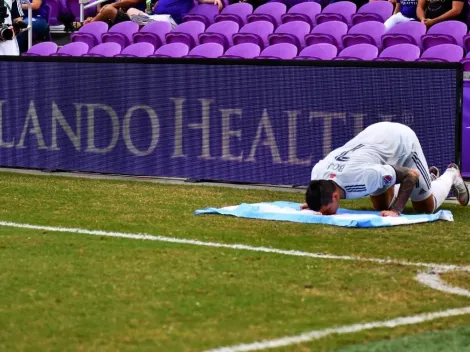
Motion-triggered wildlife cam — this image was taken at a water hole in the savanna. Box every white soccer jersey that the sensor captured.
[311,122,418,199]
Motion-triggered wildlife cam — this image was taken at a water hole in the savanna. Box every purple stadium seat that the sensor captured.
[422,20,466,50]
[256,42,298,59]
[219,43,261,58]
[198,21,239,50]
[182,4,219,28]
[417,43,464,62]
[342,21,385,48]
[268,21,310,49]
[315,2,356,26]
[294,43,337,60]
[133,22,172,50]
[116,43,155,57]
[101,21,139,49]
[305,20,348,49]
[184,43,225,58]
[151,43,190,57]
[281,2,321,29]
[247,2,287,27]
[71,21,109,49]
[52,42,89,56]
[23,42,58,56]
[351,1,393,24]
[165,21,206,49]
[83,42,122,57]
[381,21,426,49]
[334,43,378,60]
[460,52,470,71]
[215,3,253,27]
[233,21,274,50]
[374,43,420,61]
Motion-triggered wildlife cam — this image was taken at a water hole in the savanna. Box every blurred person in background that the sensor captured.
[383,0,418,30]
[17,0,49,52]
[417,0,467,28]
[0,0,23,55]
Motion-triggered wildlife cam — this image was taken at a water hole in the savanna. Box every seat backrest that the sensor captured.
[184,3,220,24]
[223,43,261,58]
[259,42,297,59]
[154,43,190,57]
[205,20,240,37]
[321,1,357,22]
[87,42,122,57]
[79,21,109,38]
[347,21,385,46]
[140,21,173,43]
[120,42,155,57]
[297,43,337,59]
[57,42,89,56]
[239,20,275,36]
[420,43,464,61]
[109,21,139,36]
[276,20,310,35]
[378,43,420,61]
[426,20,467,47]
[382,21,426,46]
[251,2,287,26]
[287,2,321,19]
[187,43,225,57]
[172,21,206,36]
[220,2,253,22]
[338,43,378,60]
[310,20,348,46]
[357,1,393,21]
[26,42,58,56]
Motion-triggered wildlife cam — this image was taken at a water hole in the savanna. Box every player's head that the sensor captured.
[305,180,340,215]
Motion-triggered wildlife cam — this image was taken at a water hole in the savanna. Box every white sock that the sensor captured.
[431,169,457,211]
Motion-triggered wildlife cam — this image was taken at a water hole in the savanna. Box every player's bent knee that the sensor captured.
[412,195,435,214]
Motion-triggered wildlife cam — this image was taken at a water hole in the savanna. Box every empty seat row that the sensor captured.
[182,1,394,30]
[23,41,467,64]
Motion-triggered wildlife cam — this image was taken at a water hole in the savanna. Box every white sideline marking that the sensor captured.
[0,220,469,272]
[205,306,470,352]
[416,272,470,297]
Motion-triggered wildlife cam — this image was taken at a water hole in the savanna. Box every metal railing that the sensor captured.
[79,0,108,22]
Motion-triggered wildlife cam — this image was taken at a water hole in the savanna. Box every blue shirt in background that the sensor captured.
[22,0,48,19]
[153,0,194,23]
[398,0,418,19]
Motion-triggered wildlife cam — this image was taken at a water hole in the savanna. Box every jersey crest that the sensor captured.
[383,175,393,185]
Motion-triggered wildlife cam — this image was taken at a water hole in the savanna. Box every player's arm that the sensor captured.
[384,165,420,216]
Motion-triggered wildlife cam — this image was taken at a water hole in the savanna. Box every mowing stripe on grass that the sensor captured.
[205,306,470,352]
[0,220,469,272]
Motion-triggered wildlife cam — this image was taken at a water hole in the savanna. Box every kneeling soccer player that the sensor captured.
[303,122,469,217]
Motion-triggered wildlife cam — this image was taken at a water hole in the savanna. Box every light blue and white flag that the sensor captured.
[194,201,453,228]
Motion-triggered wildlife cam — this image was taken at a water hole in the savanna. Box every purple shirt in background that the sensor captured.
[22,0,49,18]
[153,0,194,23]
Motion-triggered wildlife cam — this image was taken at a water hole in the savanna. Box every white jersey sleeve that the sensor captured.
[335,164,397,199]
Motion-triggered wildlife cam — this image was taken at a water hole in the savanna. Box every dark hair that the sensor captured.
[305,180,336,211]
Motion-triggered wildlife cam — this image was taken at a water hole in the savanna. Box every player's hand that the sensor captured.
[300,203,309,210]
[380,210,400,217]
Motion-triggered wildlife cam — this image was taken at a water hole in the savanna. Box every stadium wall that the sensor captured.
[461,77,470,178]
[0,57,462,186]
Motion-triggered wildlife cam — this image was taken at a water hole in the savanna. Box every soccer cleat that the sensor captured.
[448,163,469,206]
[429,166,440,182]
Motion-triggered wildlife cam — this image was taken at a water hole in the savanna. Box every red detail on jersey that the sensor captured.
[330,174,336,179]
[383,175,393,185]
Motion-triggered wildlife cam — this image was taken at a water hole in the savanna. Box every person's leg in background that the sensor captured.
[17,16,49,53]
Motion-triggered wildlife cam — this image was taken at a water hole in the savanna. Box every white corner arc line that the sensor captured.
[0,220,469,272]
[204,306,470,352]
[416,272,470,297]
